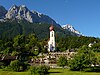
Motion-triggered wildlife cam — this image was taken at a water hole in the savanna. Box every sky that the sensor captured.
[0,0,100,37]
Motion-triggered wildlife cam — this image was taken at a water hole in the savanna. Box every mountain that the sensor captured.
[62,24,82,36]
[0,5,77,39]
[0,5,7,19]
[5,5,59,26]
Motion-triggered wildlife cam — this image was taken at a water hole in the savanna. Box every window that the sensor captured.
[52,32,53,37]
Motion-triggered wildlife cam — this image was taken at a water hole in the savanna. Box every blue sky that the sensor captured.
[0,0,100,37]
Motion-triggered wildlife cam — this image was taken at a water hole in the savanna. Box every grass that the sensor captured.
[0,69,30,75]
[49,69,100,75]
[0,69,100,75]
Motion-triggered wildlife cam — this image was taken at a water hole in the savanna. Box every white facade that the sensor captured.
[48,26,55,52]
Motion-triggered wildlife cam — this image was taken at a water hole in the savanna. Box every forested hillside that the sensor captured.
[0,20,76,39]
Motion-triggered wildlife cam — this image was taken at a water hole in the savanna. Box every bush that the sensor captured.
[84,66,100,72]
[30,65,50,75]
[8,60,29,72]
[3,65,12,71]
[37,65,50,75]
[0,62,6,69]
[20,61,30,71]
[9,60,20,71]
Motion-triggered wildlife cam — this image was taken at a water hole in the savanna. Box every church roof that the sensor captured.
[49,25,54,31]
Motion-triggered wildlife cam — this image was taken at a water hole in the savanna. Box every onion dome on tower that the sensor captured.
[49,25,54,31]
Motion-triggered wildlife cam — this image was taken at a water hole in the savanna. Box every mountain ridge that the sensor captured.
[5,5,60,27]
[62,24,82,36]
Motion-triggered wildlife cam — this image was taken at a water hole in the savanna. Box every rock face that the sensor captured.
[62,24,82,36]
[5,5,59,26]
[0,5,7,19]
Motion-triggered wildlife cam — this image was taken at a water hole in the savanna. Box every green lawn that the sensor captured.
[49,69,100,75]
[0,69,100,75]
[0,69,30,75]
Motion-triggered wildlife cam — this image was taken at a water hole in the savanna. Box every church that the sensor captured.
[48,25,55,52]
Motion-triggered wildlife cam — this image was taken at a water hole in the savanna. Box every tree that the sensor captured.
[69,45,97,71]
[13,35,26,53]
[25,34,40,56]
[57,56,67,68]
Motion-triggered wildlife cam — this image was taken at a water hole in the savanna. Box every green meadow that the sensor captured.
[0,69,100,75]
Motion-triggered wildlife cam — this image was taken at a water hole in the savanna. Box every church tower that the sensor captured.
[48,25,55,52]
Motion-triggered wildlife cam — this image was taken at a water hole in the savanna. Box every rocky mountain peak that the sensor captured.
[62,24,82,36]
[11,5,18,9]
[5,5,59,26]
[6,5,18,19]
[20,5,26,8]
[19,5,28,11]
[32,10,42,18]
[6,5,31,21]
